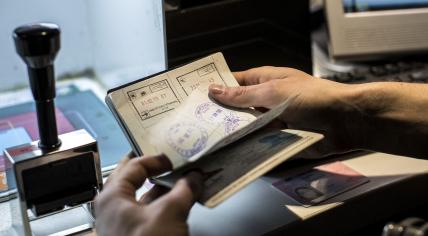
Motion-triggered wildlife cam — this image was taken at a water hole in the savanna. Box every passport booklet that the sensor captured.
[106,52,323,207]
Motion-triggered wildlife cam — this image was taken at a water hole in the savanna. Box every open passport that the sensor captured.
[105,53,323,207]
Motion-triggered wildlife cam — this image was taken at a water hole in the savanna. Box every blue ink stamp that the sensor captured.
[195,102,228,124]
[195,102,251,134]
[167,123,208,158]
[223,113,242,134]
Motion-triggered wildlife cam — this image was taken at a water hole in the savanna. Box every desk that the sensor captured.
[186,152,428,235]
[2,152,427,236]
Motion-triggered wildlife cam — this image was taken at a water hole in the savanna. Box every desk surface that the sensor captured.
[186,152,428,236]
[3,151,428,236]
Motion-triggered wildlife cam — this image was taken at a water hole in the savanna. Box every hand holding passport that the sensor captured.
[106,53,323,207]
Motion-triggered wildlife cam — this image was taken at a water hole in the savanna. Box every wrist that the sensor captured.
[349,82,397,117]
[338,82,394,150]
[341,82,428,156]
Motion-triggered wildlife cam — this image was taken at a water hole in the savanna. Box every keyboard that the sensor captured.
[324,61,428,84]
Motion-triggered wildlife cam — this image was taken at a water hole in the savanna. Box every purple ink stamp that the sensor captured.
[195,102,227,124]
[167,123,208,158]
[224,113,242,134]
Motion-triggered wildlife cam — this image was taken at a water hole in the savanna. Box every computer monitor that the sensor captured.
[0,0,167,91]
[325,0,428,61]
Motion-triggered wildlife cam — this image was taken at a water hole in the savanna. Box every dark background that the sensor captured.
[165,0,312,73]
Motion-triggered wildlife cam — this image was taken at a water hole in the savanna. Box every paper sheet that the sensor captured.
[147,89,294,168]
[108,53,239,155]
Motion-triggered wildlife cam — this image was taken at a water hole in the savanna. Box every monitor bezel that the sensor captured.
[325,0,428,61]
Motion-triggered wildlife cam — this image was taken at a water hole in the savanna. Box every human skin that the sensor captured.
[94,153,203,236]
[208,66,428,159]
[94,66,428,236]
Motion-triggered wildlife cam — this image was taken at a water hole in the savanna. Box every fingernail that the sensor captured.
[209,84,224,95]
[127,151,137,158]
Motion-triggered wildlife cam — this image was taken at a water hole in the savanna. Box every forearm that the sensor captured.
[346,82,428,159]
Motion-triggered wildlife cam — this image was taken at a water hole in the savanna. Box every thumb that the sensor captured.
[152,171,203,220]
[208,83,278,108]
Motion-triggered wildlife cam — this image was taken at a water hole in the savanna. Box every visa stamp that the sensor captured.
[176,63,226,96]
[223,113,242,134]
[195,102,228,124]
[167,123,208,158]
[195,102,250,134]
[127,79,180,121]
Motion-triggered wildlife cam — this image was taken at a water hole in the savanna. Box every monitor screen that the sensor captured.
[343,0,428,13]
[0,0,166,91]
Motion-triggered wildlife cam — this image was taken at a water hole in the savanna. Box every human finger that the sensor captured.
[139,185,170,204]
[115,151,135,172]
[152,171,203,220]
[233,66,304,86]
[232,71,247,85]
[105,151,135,186]
[208,82,282,109]
[113,155,173,195]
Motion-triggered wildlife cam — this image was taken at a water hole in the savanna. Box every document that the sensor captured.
[272,161,369,207]
[106,52,324,207]
[147,89,295,168]
[107,53,240,155]
[154,128,322,207]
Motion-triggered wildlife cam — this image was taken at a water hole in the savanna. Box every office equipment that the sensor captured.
[324,60,428,83]
[0,85,131,199]
[13,23,62,150]
[4,23,102,236]
[325,0,428,60]
[312,24,428,83]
